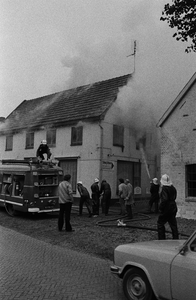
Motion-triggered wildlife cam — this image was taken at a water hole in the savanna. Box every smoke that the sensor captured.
[61,37,133,88]
[60,0,187,128]
[1,0,195,120]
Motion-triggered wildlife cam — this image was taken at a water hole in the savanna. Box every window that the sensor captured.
[26,132,34,149]
[71,126,83,146]
[186,164,196,197]
[113,125,124,147]
[1,173,12,195]
[46,129,56,147]
[5,135,13,151]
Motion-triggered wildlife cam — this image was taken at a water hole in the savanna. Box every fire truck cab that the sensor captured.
[0,159,63,216]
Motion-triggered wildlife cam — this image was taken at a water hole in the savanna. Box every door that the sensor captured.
[117,160,141,190]
[171,250,196,300]
[59,159,77,192]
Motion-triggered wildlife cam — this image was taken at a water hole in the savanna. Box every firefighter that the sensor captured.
[100,179,111,216]
[91,178,100,217]
[36,140,52,161]
[77,181,92,217]
[149,178,160,213]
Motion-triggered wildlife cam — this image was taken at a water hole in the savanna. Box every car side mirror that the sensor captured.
[180,245,188,255]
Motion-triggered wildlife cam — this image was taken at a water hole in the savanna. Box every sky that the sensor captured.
[0,0,196,122]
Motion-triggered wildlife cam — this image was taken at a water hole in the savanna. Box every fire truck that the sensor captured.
[0,159,63,216]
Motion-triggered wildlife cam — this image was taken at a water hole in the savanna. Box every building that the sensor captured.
[0,74,160,202]
[157,72,196,219]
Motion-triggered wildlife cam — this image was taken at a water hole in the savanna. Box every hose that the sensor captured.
[73,205,190,238]
[96,213,190,238]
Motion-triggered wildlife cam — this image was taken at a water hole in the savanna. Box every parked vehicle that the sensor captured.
[111,230,196,300]
[0,159,63,216]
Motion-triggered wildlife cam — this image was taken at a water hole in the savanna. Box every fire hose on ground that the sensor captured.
[72,205,190,238]
[95,212,190,238]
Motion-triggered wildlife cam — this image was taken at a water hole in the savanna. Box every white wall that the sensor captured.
[160,83,196,219]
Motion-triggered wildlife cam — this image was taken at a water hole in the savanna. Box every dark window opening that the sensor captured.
[46,129,56,147]
[71,126,83,146]
[26,132,34,149]
[113,125,124,147]
[186,164,196,197]
[6,135,13,151]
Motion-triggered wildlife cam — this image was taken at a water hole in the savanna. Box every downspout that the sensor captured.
[99,122,103,183]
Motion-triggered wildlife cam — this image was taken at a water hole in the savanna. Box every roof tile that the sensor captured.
[2,73,131,133]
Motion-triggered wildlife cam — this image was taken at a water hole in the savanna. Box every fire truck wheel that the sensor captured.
[5,203,16,217]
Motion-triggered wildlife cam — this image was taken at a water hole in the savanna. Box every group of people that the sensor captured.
[149,174,179,240]
[57,172,179,241]
[57,175,112,232]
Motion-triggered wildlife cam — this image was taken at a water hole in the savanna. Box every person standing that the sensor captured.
[149,178,160,213]
[100,179,111,216]
[77,181,92,217]
[157,174,179,240]
[58,174,74,232]
[91,178,100,217]
[118,178,127,216]
[125,179,134,219]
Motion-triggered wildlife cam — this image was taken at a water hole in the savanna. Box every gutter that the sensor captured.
[99,123,103,183]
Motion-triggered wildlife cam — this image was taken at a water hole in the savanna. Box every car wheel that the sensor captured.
[123,268,154,300]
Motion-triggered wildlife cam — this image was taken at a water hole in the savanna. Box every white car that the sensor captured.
[111,230,196,300]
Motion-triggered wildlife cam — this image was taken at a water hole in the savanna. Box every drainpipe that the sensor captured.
[99,123,103,183]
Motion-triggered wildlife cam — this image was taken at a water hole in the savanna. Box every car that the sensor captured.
[110,230,196,300]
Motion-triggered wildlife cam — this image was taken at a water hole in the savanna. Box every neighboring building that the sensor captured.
[0,74,160,202]
[157,72,196,219]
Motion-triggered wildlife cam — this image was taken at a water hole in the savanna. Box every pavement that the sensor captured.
[0,225,126,300]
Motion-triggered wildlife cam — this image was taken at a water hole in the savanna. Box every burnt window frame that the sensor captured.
[71,126,83,146]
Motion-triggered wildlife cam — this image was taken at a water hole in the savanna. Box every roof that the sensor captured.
[0,74,131,134]
[157,72,196,127]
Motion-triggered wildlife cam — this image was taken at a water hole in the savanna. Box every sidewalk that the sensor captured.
[0,225,126,300]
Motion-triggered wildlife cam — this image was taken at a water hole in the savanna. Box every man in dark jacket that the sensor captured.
[149,178,160,213]
[77,181,92,217]
[36,140,52,161]
[91,178,100,217]
[100,179,111,216]
[157,174,179,240]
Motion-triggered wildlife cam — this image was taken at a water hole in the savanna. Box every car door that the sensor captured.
[170,245,196,300]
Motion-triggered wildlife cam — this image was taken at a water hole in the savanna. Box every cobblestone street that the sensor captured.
[0,225,126,300]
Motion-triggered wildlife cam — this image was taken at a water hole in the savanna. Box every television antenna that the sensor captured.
[127,40,137,73]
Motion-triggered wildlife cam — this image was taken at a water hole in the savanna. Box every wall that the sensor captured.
[160,83,196,219]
